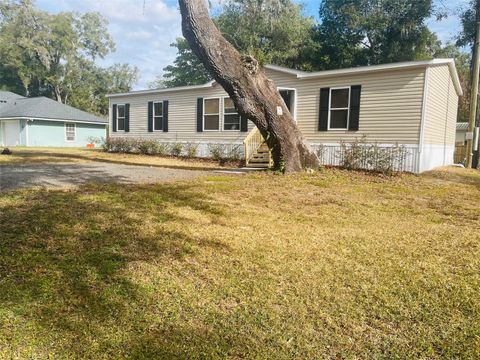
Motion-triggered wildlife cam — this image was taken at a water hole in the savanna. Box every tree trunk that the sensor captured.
[54,86,63,103]
[178,0,320,173]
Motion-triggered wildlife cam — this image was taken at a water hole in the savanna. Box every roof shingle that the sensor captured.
[0,92,107,124]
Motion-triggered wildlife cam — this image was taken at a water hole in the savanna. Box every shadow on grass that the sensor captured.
[8,149,234,171]
[0,162,136,191]
[0,181,238,358]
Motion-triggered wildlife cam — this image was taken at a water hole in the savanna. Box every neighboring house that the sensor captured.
[106,59,462,173]
[455,122,468,145]
[454,122,469,164]
[0,91,107,147]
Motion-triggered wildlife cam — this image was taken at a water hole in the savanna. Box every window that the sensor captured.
[329,88,350,130]
[153,101,163,131]
[117,104,126,131]
[65,123,76,141]
[223,98,240,130]
[204,98,220,131]
[279,89,294,113]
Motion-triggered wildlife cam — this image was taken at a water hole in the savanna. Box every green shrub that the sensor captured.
[226,145,242,161]
[208,143,227,161]
[337,136,408,175]
[87,136,103,145]
[368,143,407,174]
[102,137,137,153]
[156,143,170,156]
[316,144,326,164]
[137,139,158,155]
[170,142,183,157]
[184,142,199,158]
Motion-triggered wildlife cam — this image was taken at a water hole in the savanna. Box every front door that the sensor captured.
[3,120,20,146]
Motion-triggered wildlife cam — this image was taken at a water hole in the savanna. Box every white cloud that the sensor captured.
[37,0,183,89]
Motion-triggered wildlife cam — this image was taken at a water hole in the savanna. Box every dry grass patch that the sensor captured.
[0,147,236,170]
[0,167,479,358]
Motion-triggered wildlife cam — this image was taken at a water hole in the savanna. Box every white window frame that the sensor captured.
[153,101,164,131]
[203,97,221,132]
[277,87,297,122]
[65,122,76,142]
[116,104,126,132]
[328,86,351,131]
[222,97,241,131]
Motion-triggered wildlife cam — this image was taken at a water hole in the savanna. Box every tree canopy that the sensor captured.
[0,0,138,115]
[149,38,211,89]
[457,0,478,50]
[159,0,466,87]
[157,0,317,87]
[312,0,442,70]
[214,0,316,69]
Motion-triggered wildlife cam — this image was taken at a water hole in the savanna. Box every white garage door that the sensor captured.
[2,120,20,146]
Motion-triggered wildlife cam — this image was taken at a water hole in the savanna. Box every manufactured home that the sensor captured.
[106,59,462,173]
[0,91,107,147]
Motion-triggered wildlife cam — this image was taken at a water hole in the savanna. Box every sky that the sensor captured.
[36,0,469,90]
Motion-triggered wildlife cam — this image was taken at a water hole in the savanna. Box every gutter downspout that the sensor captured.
[418,66,430,173]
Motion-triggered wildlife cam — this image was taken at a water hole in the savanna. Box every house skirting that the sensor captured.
[309,143,454,173]
[108,139,453,174]
[418,144,454,173]
[309,143,421,173]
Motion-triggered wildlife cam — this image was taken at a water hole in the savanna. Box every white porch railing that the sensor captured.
[243,127,265,165]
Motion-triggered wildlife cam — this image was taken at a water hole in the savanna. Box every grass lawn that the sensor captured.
[0,147,237,170]
[0,166,479,358]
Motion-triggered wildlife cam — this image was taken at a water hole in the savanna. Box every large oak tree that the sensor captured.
[178,0,320,172]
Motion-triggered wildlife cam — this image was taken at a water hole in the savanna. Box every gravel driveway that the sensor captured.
[0,162,209,191]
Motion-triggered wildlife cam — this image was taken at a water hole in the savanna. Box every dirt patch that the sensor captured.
[0,162,209,191]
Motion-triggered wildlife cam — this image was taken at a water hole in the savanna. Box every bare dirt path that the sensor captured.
[0,162,210,191]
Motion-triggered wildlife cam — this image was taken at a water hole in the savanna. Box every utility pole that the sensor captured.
[467,20,480,168]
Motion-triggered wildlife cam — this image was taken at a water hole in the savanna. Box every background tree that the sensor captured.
[215,0,316,69]
[312,0,441,70]
[150,37,211,88]
[0,0,137,116]
[155,0,316,87]
[457,0,479,50]
[67,62,139,115]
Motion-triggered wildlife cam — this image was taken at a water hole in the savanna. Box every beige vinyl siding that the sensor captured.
[109,84,253,142]
[109,66,428,145]
[265,67,425,144]
[423,64,458,145]
[446,70,459,146]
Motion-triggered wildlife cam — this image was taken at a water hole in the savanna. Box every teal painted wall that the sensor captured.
[0,119,26,146]
[28,120,106,147]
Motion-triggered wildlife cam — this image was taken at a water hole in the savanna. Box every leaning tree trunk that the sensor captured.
[178,0,320,173]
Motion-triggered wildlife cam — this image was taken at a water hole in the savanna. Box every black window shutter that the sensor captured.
[349,85,361,131]
[163,100,169,132]
[112,104,117,132]
[318,88,330,131]
[124,104,130,132]
[148,101,153,132]
[240,115,248,132]
[197,97,203,132]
